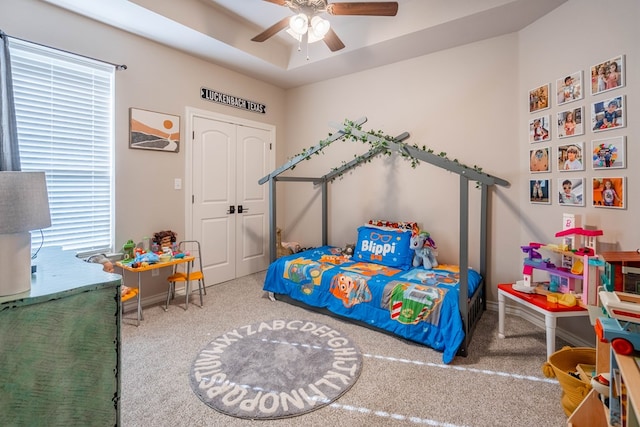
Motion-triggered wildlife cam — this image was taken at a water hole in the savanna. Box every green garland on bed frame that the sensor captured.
[288,119,485,184]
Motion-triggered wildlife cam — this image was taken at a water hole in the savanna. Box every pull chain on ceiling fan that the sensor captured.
[252,1,399,58]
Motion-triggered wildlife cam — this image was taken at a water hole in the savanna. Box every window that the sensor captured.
[9,38,115,253]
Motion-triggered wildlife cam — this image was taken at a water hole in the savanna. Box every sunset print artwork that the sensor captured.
[129,108,180,152]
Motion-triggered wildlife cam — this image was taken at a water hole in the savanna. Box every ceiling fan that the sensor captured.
[251,1,399,52]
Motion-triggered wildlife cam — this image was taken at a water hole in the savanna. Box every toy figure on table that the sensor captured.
[153,230,178,253]
[87,253,136,299]
[87,253,115,273]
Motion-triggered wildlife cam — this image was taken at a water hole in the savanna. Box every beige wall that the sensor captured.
[2,0,638,332]
[517,0,638,340]
[1,0,287,298]
[281,0,638,284]
[519,0,638,254]
[281,34,521,292]
[278,0,637,343]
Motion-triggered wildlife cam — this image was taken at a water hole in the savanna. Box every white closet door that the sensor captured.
[191,115,272,285]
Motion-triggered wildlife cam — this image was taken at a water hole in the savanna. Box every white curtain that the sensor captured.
[0,31,20,171]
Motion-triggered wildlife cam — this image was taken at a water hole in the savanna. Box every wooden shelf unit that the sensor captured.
[568,347,640,426]
[601,251,640,294]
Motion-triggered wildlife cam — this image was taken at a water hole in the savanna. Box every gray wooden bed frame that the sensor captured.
[258,117,509,357]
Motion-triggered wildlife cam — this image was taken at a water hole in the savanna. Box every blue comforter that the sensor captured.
[263,246,482,364]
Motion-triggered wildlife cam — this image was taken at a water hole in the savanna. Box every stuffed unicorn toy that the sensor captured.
[410,225,438,269]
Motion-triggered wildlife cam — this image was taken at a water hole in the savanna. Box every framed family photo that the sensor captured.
[556,71,583,105]
[592,177,625,209]
[529,115,551,143]
[529,83,550,113]
[558,177,585,207]
[129,107,181,153]
[590,54,625,96]
[591,96,625,133]
[530,179,551,204]
[557,142,584,172]
[591,136,625,170]
[557,106,584,138]
[530,147,550,173]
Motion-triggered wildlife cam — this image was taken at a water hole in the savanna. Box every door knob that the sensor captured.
[227,205,235,214]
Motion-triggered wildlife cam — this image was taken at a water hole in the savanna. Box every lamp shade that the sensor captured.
[0,171,51,234]
[0,171,51,296]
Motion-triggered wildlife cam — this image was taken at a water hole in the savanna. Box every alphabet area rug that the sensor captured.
[190,319,363,420]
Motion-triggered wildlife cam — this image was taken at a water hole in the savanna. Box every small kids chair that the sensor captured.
[165,240,206,310]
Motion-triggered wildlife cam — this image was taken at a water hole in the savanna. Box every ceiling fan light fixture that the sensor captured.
[310,16,330,38]
[287,29,324,44]
[289,13,308,35]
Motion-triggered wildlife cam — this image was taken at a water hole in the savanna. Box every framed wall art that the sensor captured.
[529,115,551,143]
[557,106,584,138]
[529,83,550,113]
[557,177,585,207]
[557,142,584,172]
[530,179,551,204]
[591,136,625,170]
[592,177,625,209]
[556,71,583,105]
[590,54,625,96]
[591,95,625,133]
[530,146,550,173]
[129,108,181,153]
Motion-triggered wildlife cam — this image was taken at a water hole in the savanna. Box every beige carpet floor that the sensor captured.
[121,271,573,426]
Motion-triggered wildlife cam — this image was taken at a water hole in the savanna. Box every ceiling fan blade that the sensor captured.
[323,28,345,52]
[262,0,287,5]
[327,2,398,16]
[251,17,290,42]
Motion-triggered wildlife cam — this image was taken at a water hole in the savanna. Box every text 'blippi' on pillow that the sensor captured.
[354,226,413,270]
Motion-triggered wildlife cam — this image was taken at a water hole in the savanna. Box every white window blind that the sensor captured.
[9,38,115,253]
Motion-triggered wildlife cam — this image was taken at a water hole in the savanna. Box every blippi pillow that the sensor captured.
[354,226,413,270]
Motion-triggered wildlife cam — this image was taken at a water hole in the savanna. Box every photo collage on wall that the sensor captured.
[527,54,627,209]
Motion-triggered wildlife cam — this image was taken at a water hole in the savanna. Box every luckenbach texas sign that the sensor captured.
[201,87,266,114]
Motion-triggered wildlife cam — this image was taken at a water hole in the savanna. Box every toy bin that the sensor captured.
[542,346,596,417]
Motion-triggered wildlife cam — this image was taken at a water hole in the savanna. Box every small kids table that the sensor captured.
[497,283,589,357]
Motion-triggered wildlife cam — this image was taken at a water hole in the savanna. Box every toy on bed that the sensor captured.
[410,224,438,269]
[342,243,355,257]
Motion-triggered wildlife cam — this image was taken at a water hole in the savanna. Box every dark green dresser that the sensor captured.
[0,247,121,426]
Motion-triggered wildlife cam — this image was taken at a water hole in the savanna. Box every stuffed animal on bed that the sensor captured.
[410,225,438,269]
[342,243,355,258]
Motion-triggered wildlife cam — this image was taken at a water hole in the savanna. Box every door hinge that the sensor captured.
[269,143,272,150]
[192,195,195,204]
[192,131,195,140]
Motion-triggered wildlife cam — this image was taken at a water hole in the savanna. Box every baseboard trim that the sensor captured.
[121,286,208,314]
[122,293,169,314]
[486,301,593,348]
[122,290,593,349]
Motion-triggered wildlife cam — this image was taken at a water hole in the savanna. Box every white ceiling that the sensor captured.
[42,0,567,89]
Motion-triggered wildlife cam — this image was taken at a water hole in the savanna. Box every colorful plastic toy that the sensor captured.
[518,225,603,305]
[595,290,640,355]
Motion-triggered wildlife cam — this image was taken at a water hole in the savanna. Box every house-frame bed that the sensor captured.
[259,117,509,361]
